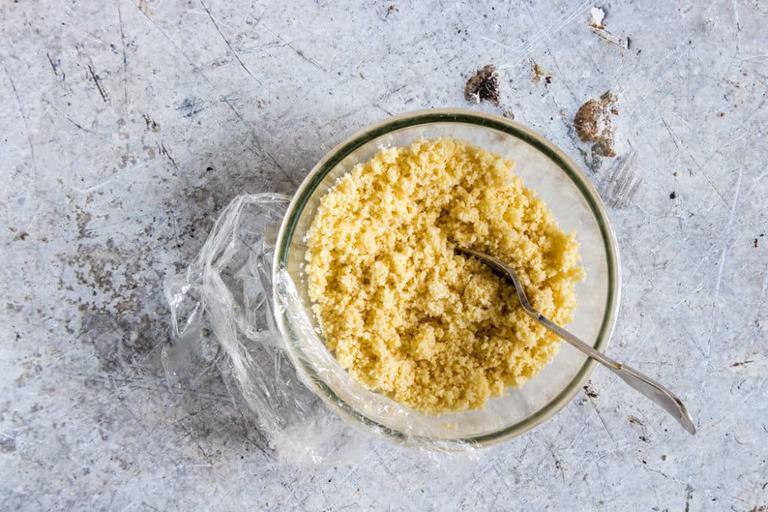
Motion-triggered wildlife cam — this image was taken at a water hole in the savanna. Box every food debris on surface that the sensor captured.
[306,138,584,413]
[588,6,629,49]
[582,381,599,398]
[464,64,500,105]
[589,7,605,29]
[384,4,398,19]
[531,61,552,85]
[464,64,514,117]
[573,91,619,159]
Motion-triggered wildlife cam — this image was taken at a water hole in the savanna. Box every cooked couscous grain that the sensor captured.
[306,138,584,413]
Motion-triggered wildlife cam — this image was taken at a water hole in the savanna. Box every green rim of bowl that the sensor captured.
[273,109,621,448]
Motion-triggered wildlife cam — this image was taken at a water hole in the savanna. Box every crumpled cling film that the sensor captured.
[163,193,480,464]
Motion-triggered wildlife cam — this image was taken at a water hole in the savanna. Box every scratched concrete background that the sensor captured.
[1,0,767,510]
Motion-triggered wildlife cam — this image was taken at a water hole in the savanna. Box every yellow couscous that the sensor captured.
[306,138,584,413]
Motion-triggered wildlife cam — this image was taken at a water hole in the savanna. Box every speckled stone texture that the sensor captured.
[1,1,766,510]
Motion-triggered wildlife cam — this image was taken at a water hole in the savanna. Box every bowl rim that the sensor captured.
[272,108,621,447]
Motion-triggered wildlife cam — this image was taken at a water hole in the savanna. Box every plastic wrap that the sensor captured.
[163,194,359,463]
[164,193,479,464]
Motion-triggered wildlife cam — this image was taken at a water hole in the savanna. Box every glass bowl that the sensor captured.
[272,109,620,448]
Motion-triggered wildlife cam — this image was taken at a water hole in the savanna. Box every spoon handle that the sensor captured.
[457,247,696,434]
[536,315,696,434]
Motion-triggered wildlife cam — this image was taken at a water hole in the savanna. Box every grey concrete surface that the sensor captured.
[1,0,767,510]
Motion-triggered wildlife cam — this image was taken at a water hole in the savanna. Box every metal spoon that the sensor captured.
[458,247,696,435]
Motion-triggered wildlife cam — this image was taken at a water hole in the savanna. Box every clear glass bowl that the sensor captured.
[272,109,620,447]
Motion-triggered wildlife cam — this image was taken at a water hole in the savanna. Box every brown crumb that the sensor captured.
[464,64,500,106]
[532,62,542,83]
[384,4,398,18]
[731,360,754,367]
[592,140,614,158]
[660,454,667,461]
[718,112,725,117]
[531,61,552,86]
[14,231,29,241]
[573,91,618,158]
[755,239,759,248]
[574,101,601,139]
[750,507,768,512]
[531,62,543,83]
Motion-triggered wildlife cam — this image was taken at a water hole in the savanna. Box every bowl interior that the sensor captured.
[275,111,618,444]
